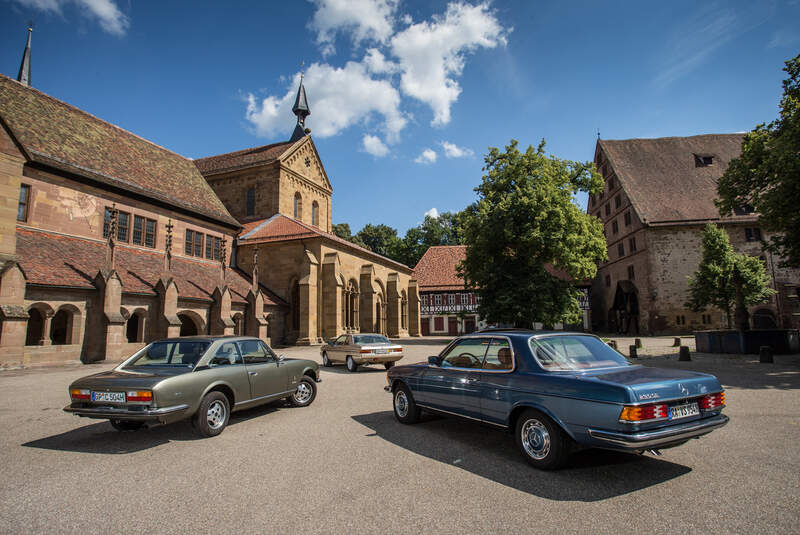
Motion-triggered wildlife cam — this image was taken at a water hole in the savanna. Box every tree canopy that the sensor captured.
[459,139,607,327]
[686,223,774,327]
[717,54,800,267]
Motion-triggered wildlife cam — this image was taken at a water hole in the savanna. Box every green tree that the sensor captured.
[394,210,469,267]
[459,139,607,327]
[355,224,401,259]
[331,222,367,248]
[686,223,775,327]
[716,54,800,267]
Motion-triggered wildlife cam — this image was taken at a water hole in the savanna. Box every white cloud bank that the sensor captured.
[440,140,473,158]
[424,207,439,218]
[415,148,437,164]
[13,0,129,36]
[244,1,510,154]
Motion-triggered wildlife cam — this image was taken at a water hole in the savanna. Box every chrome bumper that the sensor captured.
[588,414,729,450]
[63,403,189,421]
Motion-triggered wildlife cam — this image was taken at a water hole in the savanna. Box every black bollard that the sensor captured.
[635,338,643,348]
[760,345,774,364]
[629,345,637,358]
[607,340,617,350]
[673,337,681,347]
[679,346,691,361]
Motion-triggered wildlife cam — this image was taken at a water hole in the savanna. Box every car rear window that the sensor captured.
[125,341,211,368]
[354,335,390,345]
[528,335,629,371]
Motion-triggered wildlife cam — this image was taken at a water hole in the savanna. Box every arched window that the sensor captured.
[50,309,71,345]
[294,192,303,220]
[246,187,255,217]
[25,308,44,346]
[125,310,146,343]
[312,201,319,227]
[178,313,200,336]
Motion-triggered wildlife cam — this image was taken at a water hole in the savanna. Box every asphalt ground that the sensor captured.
[0,339,798,534]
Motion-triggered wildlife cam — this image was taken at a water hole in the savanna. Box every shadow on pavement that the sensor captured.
[23,401,285,454]
[319,364,390,375]
[641,356,800,390]
[352,410,691,502]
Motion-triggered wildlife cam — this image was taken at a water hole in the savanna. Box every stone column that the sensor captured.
[296,249,319,345]
[386,273,401,337]
[0,262,28,366]
[359,265,376,334]
[321,253,343,339]
[408,280,421,337]
[156,277,181,338]
[211,286,235,335]
[94,269,126,362]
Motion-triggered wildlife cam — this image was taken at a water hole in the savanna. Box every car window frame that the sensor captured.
[334,335,348,346]
[238,339,275,365]
[210,341,243,366]
[527,334,630,372]
[436,335,516,373]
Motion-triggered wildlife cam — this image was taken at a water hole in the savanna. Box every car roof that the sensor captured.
[151,335,262,343]
[468,330,595,339]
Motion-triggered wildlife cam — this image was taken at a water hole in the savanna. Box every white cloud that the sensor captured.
[390,1,508,126]
[362,134,390,157]
[415,148,437,164]
[308,0,399,57]
[13,0,129,36]
[363,48,399,74]
[424,207,439,218]
[440,140,473,158]
[246,61,408,141]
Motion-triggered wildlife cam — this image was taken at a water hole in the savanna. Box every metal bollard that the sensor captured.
[629,345,637,358]
[679,346,691,361]
[673,337,681,347]
[635,338,642,348]
[607,340,617,350]
[759,345,773,364]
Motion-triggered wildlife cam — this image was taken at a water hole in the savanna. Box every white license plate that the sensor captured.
[92,391,126,403]
[375,349,388,354]
[669,402,699,420]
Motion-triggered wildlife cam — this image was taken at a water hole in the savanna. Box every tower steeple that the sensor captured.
[290,70,310,142]
[17,24,32,87]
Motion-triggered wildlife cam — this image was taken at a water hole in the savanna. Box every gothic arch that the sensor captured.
[232,312,245,336]
[177,310,205,336]
[51,304,82,346]
[25,302,54,346]
[125,307,147,343]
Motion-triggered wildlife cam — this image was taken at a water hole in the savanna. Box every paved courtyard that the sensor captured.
[0,338,798,534]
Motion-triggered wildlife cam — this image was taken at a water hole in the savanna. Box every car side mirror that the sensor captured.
[428,356,442,366]
[277,354,286,362]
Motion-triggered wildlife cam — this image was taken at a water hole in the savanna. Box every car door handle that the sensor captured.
[249,371,258,376]
[466,377,478,383]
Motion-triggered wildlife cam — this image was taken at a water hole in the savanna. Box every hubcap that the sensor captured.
[207,400,227,430]
[323,353,329,365]
[293,382,312,404]
[347,357,355,370]
[521,418,551,460]
[394,390,409,418]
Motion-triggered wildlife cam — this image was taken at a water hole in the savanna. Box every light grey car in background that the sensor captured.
[320,333,404,372]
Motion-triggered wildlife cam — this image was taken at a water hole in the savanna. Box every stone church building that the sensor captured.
[0,45,418,367]
[590,134,800,335]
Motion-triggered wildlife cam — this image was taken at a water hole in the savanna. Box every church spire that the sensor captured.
[17,24,32,86]
[290,68,310,142]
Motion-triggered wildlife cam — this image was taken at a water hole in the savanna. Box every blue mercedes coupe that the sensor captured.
[385,330,728,470]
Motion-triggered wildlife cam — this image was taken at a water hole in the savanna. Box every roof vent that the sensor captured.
[694,154,714,167]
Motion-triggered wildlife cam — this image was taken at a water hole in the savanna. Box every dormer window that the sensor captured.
[694,154,714,167]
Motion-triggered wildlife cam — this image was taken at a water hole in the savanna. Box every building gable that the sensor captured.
[279,136,332,193]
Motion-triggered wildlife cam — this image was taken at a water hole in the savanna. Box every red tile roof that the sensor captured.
[0,74,238,227]
[598,134,749,225]
[194,141,295,175]
[238,214,412,272]
[413,246,467,291]
[16,227,285,306]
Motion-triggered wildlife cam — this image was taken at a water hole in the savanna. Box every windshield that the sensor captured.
[528,335,629,371]
[125,341,211,368]
[354,335,391,345]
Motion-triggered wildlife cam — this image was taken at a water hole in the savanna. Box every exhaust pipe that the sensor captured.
[647,449,662,456]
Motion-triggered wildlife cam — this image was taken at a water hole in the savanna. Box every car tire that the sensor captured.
[110,419,144,432]
[288,376,317,407]
[515,409,569,470]
[392,383,421,424]
[322,351,332,367]
[383,361,394,370]
[193,391,230,438]
[346,356,359,373]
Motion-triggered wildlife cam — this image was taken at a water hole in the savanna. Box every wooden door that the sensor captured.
[448,317,458,336]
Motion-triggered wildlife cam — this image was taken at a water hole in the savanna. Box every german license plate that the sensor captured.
[92,391,125,403]
[669,402,699,420]
[375,349,388,354]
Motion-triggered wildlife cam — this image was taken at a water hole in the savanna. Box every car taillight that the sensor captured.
[699,392,725,410]
[360,349,371,354]
[127,391,152,402]
[70,388,90,400]
[619,403,668,422]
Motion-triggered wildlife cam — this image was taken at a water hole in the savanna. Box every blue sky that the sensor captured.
[1,0,798,234]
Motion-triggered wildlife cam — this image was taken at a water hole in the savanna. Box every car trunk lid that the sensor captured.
[578,365,723,403]
[75,368,189,390]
